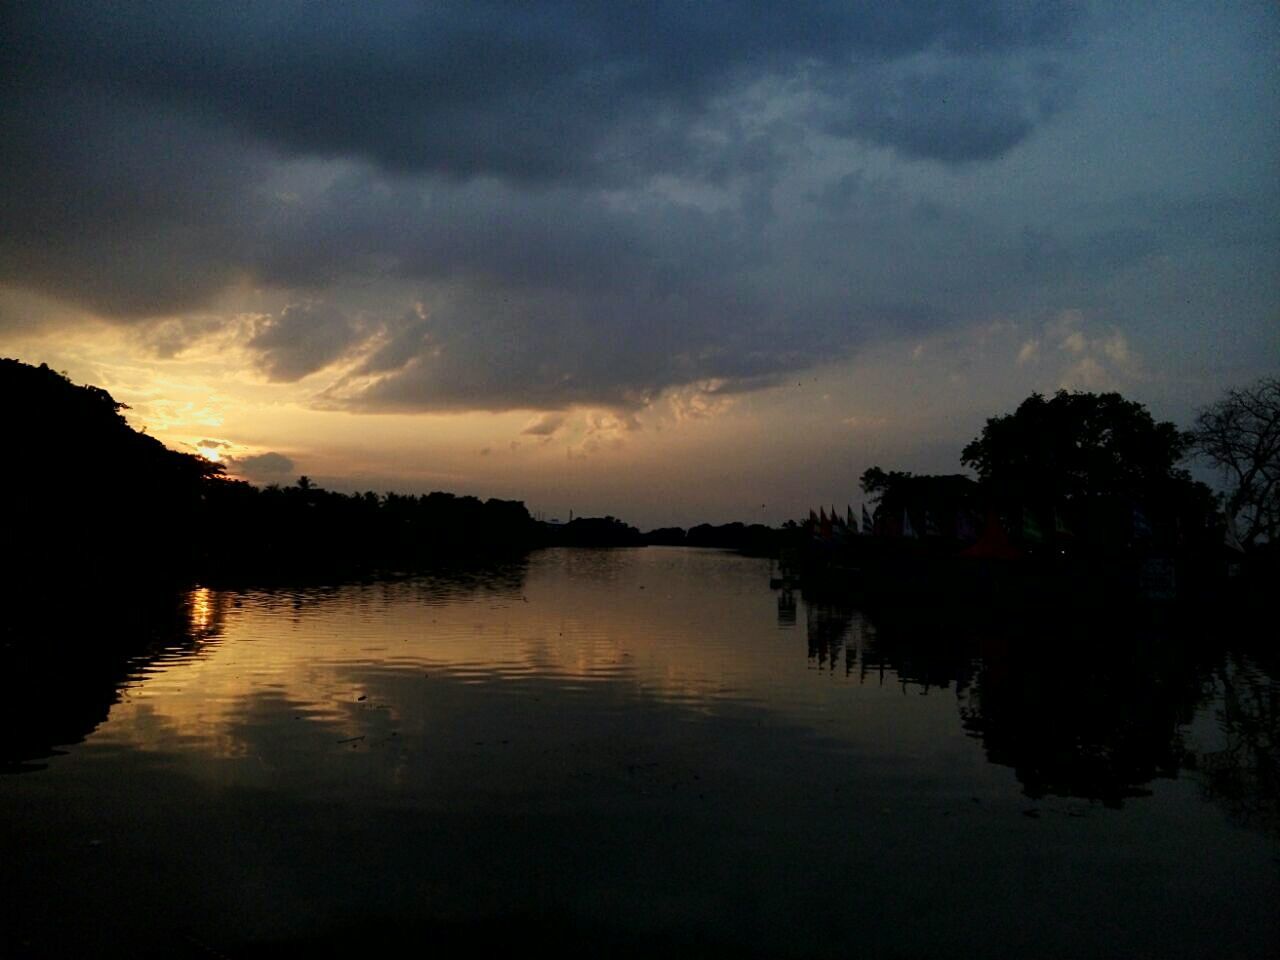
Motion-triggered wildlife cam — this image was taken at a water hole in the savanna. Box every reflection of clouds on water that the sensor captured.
[69,550,967,786]
[99,550,1260,828]
[5,550,1280,959]
[0,585,231,772]
[11,549,1277,842]
[99,553,796,767]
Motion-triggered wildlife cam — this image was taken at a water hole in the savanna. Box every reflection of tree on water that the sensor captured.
[790,596,1259,814]
[1,562,532,773]
[803,599,855,672]
[794,595,984,687]
[776,589,796,627]
[848,603,1221,808]
[1,586,229,773]
[956,620,1211,808]
[857,605,981,693]
[1197,652,1280,834]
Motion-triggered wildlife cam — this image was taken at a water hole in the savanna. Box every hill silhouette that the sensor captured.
[1,359,540,590]
[3,358,220,586]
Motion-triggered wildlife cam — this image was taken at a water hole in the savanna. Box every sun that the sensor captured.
[196,445,222,463]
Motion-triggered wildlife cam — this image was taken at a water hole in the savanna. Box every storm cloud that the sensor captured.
[248,303,364,382]
[2,2,1276,415]
[5,2,1078,181]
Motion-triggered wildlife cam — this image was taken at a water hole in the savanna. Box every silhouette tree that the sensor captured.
[962,390,1188,503]
[2,357,224,586]
[960,390,1215,549]
[0,358,543,589]
[1190,376,1280,548]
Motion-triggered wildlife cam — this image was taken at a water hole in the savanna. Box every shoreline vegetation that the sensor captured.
[1,358,1275,779]
[0,358,783,593]
[2,357,1274,618]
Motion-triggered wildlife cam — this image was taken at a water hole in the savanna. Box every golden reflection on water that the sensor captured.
[94,549,957,768]
[7,549,1279,960]
[188,586,215,636]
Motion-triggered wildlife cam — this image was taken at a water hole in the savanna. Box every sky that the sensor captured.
[2,1,1277,528]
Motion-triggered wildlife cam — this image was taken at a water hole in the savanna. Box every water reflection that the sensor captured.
[0,586,227,772]
[188,585,216,634]
[1,549,1277,957]
[1197,653,1280,834]
[1,559,531,774]
[793,587,1277,826]
[4,551,1272,820]
[803,600,855,672]
[956,624,1207,808]
[856,605,980,693]
[776,588,796,627]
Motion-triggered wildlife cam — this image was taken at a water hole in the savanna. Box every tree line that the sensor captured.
[1,359,542,588]
[2,357,1274,595]
[856,378,1278,556]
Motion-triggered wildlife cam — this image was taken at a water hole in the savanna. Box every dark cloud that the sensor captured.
[10,3,1272,419]
[1015,193,1280,281]
[140,316,229,359]
[227,452,296,480]
[0,2,1082,320]
[0,1,1080,381]
[248,304,362,382]
[819,55,1077,164]
[280,175,991,411]
[0,90,263,318]
[4,2,1079,183]
[320,282,834,413]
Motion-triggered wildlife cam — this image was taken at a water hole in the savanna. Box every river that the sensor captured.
[2,547,1276,958]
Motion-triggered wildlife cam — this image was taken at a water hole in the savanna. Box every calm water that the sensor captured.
[2,547,1276,958]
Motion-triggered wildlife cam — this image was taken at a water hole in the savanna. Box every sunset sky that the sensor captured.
[2,2,1276,527]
